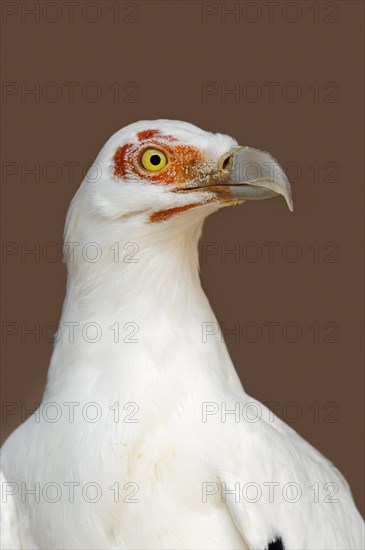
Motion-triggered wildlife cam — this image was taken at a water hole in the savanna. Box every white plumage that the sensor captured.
[1,120,363,549]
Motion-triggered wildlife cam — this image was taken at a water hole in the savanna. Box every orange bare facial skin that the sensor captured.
[113,130,206,185]
[113,129,215,223]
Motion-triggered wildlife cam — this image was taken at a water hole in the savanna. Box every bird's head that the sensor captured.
[71,119,292,232]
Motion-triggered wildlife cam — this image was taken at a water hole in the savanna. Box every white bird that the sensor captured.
[1,120,363,550]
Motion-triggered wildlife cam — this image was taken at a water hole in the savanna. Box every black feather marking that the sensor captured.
[266,537,285,550]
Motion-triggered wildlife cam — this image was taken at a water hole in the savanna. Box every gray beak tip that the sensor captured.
[230,146,293,213]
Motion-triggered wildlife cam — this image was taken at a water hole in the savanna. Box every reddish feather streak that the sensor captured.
[149,203,201,223]
[113,144,134,178]
[137,129,160,141]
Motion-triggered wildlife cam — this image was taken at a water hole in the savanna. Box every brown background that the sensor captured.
[1,0,364,515]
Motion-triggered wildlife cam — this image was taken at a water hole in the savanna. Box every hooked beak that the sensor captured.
[220,146,293,211]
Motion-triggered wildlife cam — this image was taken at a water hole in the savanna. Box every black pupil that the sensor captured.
[150,154,161,166]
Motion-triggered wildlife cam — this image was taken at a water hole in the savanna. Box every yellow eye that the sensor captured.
[141,149,168,172]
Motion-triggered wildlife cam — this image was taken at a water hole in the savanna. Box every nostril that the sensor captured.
[222,156,231,170]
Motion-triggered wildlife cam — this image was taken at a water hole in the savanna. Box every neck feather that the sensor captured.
[44,204,241,398]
